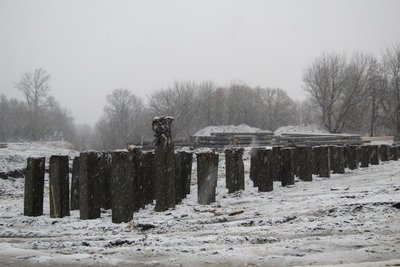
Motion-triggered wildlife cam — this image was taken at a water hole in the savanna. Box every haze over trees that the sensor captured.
[0,69,74,142]
[1,42,399,150]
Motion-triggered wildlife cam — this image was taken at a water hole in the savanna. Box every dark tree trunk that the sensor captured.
[79,152,101,220]
[225,148,245,193]
[70,156,80,211]
[24,157,45,217]
[49,155,70,218]
[111,151,133,223]
[280,148,295,187]
[197,151,219,205]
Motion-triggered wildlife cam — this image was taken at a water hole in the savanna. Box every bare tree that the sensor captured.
[148,81,199,138]
[381,43,400,139]
[102,88,145,148]
[15,68,51,140]
[363,56,386,136]
[303,52,370,133]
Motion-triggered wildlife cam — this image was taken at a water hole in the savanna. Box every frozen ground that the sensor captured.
[0,147,400,266]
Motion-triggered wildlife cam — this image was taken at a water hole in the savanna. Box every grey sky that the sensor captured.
[1,0,399,125]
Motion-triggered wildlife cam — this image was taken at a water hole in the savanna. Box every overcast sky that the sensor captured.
[1,0,399,125]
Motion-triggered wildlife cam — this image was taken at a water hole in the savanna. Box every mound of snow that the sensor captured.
[193,124,271,137]
[274,124,329,135]
[0,141,78,174]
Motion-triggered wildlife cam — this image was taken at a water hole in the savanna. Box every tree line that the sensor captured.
[1,42,399,150]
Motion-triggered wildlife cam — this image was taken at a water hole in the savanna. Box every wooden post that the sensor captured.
[175,151,193,202]
[329,146,337,172]
[98,153,112,210]
[294,147,300,177]
[379,145,389,162]
[24,157,45,216]
[332,146,345,174]
[280,148,295,187]
[70,156,80,211]
[271,146,282,181]
[360,146,369,168]
[343,145,350,169]
[390,146,398,161]
[369,145,379,165]
[129,147,143,212]
[79,152,101,220]
[225,148,245,193]
[258,149,273,192]
[250,147,263,187]
[175,151,183,204]
[111,151,133,223]
[312,146,320,175]
[348,145,359,170]
[297,146,313,181]
[154,145,175,211]
[49,155,70,218]
[143,151,155,205]
[318,146,330,178]
[153,116,175,212]
[182,152,193,197]
[197,151,219,205]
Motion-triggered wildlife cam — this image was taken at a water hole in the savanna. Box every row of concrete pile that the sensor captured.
[23,144,397,224]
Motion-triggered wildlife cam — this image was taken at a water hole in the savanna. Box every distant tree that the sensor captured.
[15,68,51,140]
[0,95,8,141]
[255,87,297,131]
[303,52,370,133]
[381,43,400,139]
[148,81,199,138]
[95,89,145,149]
[364,56,386,136]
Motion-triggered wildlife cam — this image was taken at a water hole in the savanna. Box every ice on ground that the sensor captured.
[0,146,399,266]
[193,124,272,136]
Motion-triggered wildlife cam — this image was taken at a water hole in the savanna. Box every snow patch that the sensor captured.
[193,124,272,137]
[0,141,78,174]
[274,124,329,135]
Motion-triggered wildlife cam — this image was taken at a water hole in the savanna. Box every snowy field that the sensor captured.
[0,145,400,266]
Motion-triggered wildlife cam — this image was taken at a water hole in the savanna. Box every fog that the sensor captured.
[1,0,399,125]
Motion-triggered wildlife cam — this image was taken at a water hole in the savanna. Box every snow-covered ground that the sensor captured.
[193,124,272,136]
[0,142,78,175]
[274,124,329,135]
[0,146,399,266]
